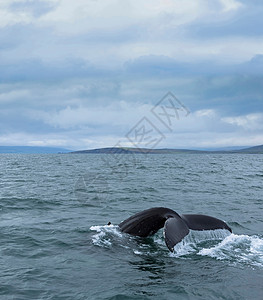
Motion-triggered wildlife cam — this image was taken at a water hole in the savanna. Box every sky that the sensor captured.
[0,0,263,150]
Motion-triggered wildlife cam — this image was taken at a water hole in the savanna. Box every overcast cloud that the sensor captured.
[0,0,263,150]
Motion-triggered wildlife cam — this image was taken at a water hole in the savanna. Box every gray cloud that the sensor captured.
[0,0,263,149]
[184,5,263,39]
[8,0,56,17]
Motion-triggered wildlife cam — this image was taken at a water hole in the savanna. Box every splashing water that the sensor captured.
[90,224,122,248]
[198,233,263,268]
[171,229,231,257]
[90,226,263,269]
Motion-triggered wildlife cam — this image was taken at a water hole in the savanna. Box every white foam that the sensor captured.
[169,230,263,268]
[250,236,263,254]
[133,250,143,255]
[90,224,122,247]
[171,241,196,257]
[198,234,263,268]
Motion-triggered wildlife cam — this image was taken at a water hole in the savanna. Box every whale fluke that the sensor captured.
[181,214,232,232]
[118,207,232,252]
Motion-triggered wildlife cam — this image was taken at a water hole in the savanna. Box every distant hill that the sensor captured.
[71,145,263,154]
[71,147,205,154]
[193,146,248,151]
[0,146,71,154]
[236,144,263,154]
[1,145,262,154]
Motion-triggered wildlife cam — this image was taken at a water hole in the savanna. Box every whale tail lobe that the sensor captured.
[164,217,189,251]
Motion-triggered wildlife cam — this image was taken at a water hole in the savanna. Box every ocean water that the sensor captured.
[0,153,262,300]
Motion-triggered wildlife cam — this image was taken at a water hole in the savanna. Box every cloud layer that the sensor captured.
[0,0,263,149]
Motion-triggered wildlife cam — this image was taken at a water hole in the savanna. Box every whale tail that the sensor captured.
[118,207,232,252]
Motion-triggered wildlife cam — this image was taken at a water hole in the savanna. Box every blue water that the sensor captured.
[0,154,262,299]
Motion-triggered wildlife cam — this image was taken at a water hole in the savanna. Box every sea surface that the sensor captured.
[0,153,262,300]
